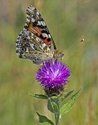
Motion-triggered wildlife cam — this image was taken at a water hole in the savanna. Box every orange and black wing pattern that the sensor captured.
[16,5,57,64]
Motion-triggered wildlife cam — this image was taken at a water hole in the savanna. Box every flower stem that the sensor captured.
[47,96,60,125]
[54,112,60,125]
[53,97,60,125]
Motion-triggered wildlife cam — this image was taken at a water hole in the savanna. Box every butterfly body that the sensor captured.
[16,5,63,64]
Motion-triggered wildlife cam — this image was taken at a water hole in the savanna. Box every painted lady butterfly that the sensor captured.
[16,5,64,64]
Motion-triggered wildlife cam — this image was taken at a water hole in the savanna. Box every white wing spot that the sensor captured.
[48,34,51,38]
[30,43,35,49]
[38,21,41,26]
[26,18,30,23]
[37,11,39,15]
[42,33,48,38]
[41,21,46,26]
[41,43,46,49]
[31,18,35,22]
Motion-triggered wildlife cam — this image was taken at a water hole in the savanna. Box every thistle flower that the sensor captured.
[36,60,71,96]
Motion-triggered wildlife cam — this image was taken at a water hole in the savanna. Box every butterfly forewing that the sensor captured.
[25,6,56,50]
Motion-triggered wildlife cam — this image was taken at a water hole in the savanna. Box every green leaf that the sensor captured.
[36,112,54,125]
[30,93,48,99]
[60,90,81,116]
[64,90,74,99]
[48,97,59,113]
[60,90,74,103]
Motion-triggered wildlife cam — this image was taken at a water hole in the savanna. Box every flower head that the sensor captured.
[36,60,71,96]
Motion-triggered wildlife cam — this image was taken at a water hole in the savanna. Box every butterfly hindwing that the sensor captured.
[16,28,48,64]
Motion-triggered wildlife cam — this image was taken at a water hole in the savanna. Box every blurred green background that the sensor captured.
[0,0,98,125]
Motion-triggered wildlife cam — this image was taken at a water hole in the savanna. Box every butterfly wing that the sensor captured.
[25,5,56,50]
[16,5,56,64]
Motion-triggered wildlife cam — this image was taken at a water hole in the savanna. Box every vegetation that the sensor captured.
[0,0,98,125]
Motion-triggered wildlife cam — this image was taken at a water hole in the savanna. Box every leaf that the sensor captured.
[48,98,59,113]
[36,112,54,125]
[30,93,48,99]
[60,90,74,104]
[60,90,81,116]
[64,90,74,99]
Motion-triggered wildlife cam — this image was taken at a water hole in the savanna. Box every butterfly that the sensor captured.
[16,5,64,64]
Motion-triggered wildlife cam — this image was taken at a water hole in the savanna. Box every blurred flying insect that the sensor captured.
[16,5,64,64]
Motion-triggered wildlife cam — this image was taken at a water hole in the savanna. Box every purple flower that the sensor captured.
[36,60,71,96]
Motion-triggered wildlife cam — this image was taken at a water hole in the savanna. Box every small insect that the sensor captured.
[16,5,64,64]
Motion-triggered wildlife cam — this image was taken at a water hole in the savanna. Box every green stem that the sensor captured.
[47,96,60,125]
[54,112,60,125]
[54,97,60,125]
